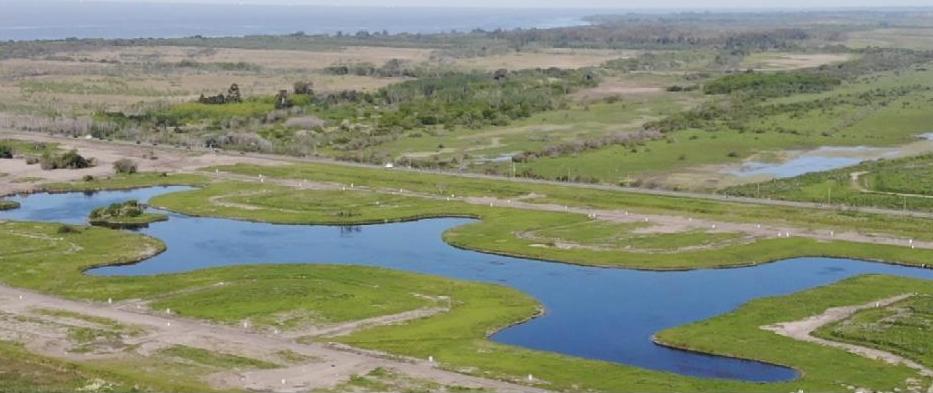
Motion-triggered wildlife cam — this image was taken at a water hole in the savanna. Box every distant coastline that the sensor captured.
[0,3,595,41]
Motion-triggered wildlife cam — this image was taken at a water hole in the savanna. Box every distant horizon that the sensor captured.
[18,0,933,11]
[5,0,933,41]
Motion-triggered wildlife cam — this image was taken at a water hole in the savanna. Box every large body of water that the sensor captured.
[1,2,594,41]
[3,187,932,382]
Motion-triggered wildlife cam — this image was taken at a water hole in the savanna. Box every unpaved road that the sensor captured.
[5,130,933,221]
[763,294,933,393]
[0,285,547,393]
[0,131,284,196]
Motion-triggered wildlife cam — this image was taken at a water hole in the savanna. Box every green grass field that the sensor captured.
[40,172,209,193]
[814,295,933,369]
[0,138,60,159]
[513,66,933,187]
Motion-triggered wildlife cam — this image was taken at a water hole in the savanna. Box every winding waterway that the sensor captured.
[3,186,932,382]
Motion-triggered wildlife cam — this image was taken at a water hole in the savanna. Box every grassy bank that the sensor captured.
[211,162,933,242]
[37,172,208,195]
[340,274,933,392]
[0,220,537,391]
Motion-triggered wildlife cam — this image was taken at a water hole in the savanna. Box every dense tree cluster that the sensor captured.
[323,59,420,78]
[512,130,662,163]
[703,71,842,96]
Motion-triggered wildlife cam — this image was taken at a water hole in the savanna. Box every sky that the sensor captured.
[65,0,933,9]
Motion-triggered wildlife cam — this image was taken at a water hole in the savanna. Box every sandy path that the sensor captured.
[0,285,547,393]
[281,306,449,339]
[762,294,933,392]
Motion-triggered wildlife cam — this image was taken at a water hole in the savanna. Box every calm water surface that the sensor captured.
[1,3,592,40]
[3,187,932,382]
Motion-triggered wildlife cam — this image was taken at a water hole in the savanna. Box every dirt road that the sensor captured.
[5,131,933,220]
[0,284,547,393]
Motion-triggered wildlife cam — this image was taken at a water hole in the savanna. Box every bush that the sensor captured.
[0,144,12,159]
[40,149,91,170]
[113,159,138,174]
[56,225,82,234]
[703,71,841,97]
[89,200,144,220]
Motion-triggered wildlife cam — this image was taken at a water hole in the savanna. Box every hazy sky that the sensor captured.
[74,0,933,9]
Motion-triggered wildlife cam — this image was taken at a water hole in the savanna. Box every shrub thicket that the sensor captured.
[40,150,91,170]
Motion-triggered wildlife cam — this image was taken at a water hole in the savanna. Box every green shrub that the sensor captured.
[703,71,841,97]
[89,200,144,220]
[56,225,82,234]
[40,149,91,170]
[113,159,138,174]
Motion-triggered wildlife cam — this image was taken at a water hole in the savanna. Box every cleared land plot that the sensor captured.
[846,28,933,50]
[450,48,635,71]
[740,52,852,71]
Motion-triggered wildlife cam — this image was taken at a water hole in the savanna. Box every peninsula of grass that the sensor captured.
[340,275,933,393]
[813,294,933,369]
[88,200,167,228]
[39,172,208,194]
[1,219,930,392]
[210,162,933,242]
